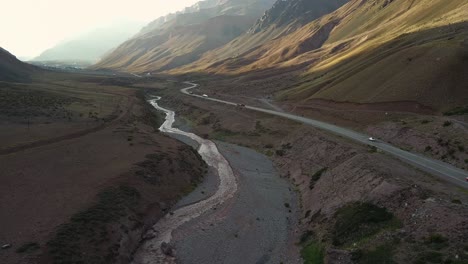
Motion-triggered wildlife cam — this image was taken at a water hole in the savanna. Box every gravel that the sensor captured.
[171,141,300,264]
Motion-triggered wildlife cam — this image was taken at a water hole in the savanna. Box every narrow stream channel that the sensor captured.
[132,96,238,264]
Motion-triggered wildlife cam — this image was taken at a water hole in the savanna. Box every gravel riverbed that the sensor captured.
[172,141,300,264]
[133,96,300,264]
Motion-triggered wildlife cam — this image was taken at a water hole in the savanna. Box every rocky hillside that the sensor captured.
[94,0,275,72]
[274,127,468,264]
[0,47,35,82]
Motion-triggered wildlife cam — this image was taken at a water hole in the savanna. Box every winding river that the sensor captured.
[132,96,238,264]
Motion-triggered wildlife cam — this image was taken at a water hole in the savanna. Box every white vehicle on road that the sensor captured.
[202,94,208,97]
[368,137,377,142]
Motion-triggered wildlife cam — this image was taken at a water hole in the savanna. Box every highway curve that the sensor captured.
[181,82,468,189]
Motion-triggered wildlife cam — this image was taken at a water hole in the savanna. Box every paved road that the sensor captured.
[181,82,468,189]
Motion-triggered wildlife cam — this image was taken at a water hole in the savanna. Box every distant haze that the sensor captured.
[0,0,200,58]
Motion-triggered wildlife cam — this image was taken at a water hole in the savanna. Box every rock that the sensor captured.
[2,244,12,249]
[425,197,436,203]
[142,233,156,241]
[161,242,175,257]
[326,248,353,264]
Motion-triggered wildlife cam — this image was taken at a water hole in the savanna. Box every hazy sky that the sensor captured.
[0,0,199,58]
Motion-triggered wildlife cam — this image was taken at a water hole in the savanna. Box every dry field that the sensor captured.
[0,73,206,264]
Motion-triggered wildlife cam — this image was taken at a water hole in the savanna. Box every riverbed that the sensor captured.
[132,95,299,264]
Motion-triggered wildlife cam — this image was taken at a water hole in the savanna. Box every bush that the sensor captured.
[333,202,397,246]
[414,251,444,264]
[443,121,452,127]
[301,242,324,264]
[16,242,40,253]
[425,234,449,250]
[443,106,468,116]
[368,146,378,153]
[47,186,141,263]
[357,244,396,264]
[309,167,328,189]
[425,146,432,152]
[276,149,285,156]
[300,230,315,244]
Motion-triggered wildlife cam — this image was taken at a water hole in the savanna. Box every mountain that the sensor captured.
[33,21,142,64]
[174,0,349,70]
[93,0,276,72]
[0,47,35,82]
[174,0,468,110]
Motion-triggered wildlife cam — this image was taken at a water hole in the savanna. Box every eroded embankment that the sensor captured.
[273,130,468,263]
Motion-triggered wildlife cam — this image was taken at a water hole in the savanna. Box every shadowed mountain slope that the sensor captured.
[0,47,35,82]
[93,0,276,72]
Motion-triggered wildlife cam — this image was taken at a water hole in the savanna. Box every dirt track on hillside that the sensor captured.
[0,94,132,156]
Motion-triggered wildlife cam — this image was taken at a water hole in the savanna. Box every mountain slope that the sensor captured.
[33,22,142,63]
[175,0,468,110]
[93,0,276,72]
[180,0,349,68]
[0,47,35,82]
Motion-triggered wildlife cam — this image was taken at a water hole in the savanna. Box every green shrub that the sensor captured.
[309,167,328,189]
[368,146,378,153]
[425,234,449,250]
[301,242,324,264]
[357,244,396,264]
[443,106,468,116]
[332,202,397,246]
[443,121,452,127]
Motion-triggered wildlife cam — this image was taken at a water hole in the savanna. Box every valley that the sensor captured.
[1,0,468,263]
